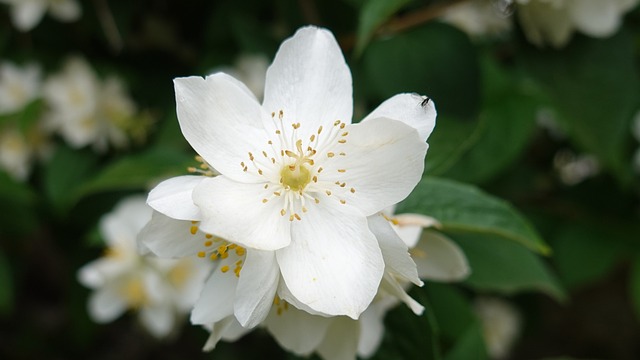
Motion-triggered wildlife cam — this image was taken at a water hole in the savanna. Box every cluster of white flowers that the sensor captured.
[0,61,50,181]
[77,196,211,338]
[43,57,141,152]
[0,0,81,32]
[0,57,148,181]
[129,26,471,359]
[440,0,638,47]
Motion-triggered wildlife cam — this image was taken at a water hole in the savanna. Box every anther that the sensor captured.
[197,251,205,258]
[204,240,213,247]
[294,213,301,221]
[350,188,356,193]
[262,198,268,203]
[338,139,346,144]
[340,199,346,204]
[327,152,334,158]
[338,169,346,173]
[248,152,254,161]
[326,190,332,196]
[221,265,230,273]
[280,209,286,216]
[190,226,198,235]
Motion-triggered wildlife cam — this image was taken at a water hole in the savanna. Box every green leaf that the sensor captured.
[424,115,481,176]
[74,147,194,201]
[43,146,97,213]
[452,233,566,301]
[424,284,488,360]
[630,256,640,322]
[354,0,412,56]
[0,248,13,315]
[398,177,550,254]
[362,23,480,120]
[0,99,44,135]
[372,289,441,360]
[551,224,624,289]
[0,171,37,235]
[443,323,488,360]
[521,29,640,181]
[441,56,540,184]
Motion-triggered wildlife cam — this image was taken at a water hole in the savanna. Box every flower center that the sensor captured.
[238,110,357,221]
[280,162,311,192]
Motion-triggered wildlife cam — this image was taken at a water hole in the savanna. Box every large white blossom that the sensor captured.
[145,26,433,321]
[43,57,138,152]
[77,196,211,338]
[516,0,639,47]
[0,0,81,32]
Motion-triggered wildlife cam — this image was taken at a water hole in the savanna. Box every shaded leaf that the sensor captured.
[398,177,550,254]
[452,233,566,301]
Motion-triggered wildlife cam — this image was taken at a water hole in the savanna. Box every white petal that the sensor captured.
[190,264,238,325]
[362,93,437,142]
[49,0,81,21]
[88,286,127,323]
[193,176,291,250]
[203,316,252,351]
[367,213,422,286]
[413,230,470,282]
[174,74,270,182]
[100,195,151,249]
[77,259,128,288]
[138,211,206,258]
[265,305,332,356]
[517,1,573,47]
[316,317,360,360]
[357,303,388,357]
[322,117,427,216]
[380,273,424,315]
[139,305,174,338]
[277,203,384,319]
[568,0,621,37]
[234,250,279,328]
[262,26,353,142]
[147,175,203,221]
[11,1,46,31]
[393,213,441,248]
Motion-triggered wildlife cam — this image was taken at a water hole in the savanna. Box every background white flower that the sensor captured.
[474,296,522,359]
[148,26,432,320]
[77,196,211,338]
[441,0,512,38]
[516,0,639,47]
[0,0,81,32]
[43,57,139,152]
[0,61,41,114]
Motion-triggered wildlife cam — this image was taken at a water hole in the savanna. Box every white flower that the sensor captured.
[516,0,638,47]
[441,0,512,38]
[474,297,521,359]
[146,26,433,319]
[0,125,33,181]
[0,61,41,114]
[0,0,81,31]
[78,196,211,338]
[383,206,471,282]
[43,57,137,152]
